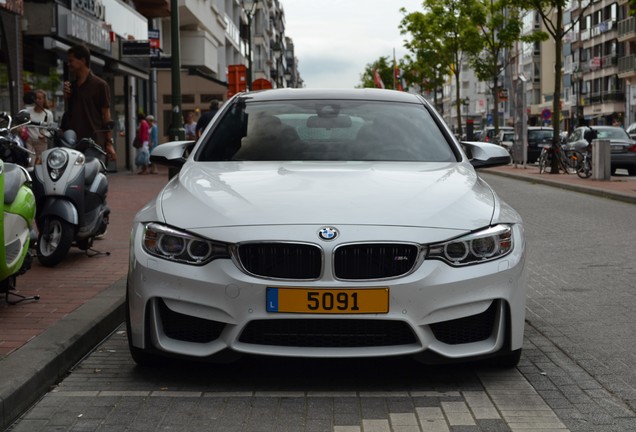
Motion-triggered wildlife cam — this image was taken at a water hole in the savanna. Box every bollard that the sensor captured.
[592,139,611,180]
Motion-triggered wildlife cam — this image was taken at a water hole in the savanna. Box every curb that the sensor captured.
[484,168,636,205]
[0,278,126,430]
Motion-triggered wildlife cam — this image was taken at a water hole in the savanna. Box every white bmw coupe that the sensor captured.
[127,88,526,367]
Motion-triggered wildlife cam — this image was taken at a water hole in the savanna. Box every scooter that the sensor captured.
[0,111,38,304]
[31,126,110,267]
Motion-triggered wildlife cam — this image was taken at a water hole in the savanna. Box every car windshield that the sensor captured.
[528,129,553,142]
[195,99,457,162]
[596,127,629,140]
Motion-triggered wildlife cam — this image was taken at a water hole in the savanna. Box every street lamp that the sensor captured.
[242,0,258,90]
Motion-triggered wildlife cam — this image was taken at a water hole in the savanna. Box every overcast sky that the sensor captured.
[283,1,425,89]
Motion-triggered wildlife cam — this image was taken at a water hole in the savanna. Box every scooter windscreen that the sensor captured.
[59,130,77,148]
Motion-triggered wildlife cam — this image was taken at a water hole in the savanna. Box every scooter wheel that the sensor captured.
[37,217,75,267]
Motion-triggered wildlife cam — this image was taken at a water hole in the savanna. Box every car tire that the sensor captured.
[628,167,636,176]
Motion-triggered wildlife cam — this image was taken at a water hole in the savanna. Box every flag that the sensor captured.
[373,68,385,89]
[394,65,403,91]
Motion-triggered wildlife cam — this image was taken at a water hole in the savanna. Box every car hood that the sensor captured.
[157,161,497,230]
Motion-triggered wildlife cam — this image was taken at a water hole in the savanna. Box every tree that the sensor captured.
[517,0,592,173]
[358,56,393,89]
[400,0,481,136]
[467,0,543,136]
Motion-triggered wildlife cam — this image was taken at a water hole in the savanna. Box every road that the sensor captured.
[7,174,636,432]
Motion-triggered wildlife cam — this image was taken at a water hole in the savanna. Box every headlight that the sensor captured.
[47,149,68,170]
[47,149,69,181]
[141,223,230,265]
[428,224,513,266]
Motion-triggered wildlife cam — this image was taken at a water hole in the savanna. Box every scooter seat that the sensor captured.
[84,158,102,186]
[3,163,27,205]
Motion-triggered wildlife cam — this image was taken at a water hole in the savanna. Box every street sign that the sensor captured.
[122,41,150,57]
[541,108,552,120]
[150,57,172,68]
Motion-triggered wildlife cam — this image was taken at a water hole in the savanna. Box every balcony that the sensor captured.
[618,55,636,79]
[618,16,636,42]
[133,0,170,18]
[587,91,625,105]
[181,30,220,75]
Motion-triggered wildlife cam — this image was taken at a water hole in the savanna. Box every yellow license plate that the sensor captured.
[266,287,389,314]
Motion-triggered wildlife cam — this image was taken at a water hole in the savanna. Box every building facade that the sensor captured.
[0,0,302,172]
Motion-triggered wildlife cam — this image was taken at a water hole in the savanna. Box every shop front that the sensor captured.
[21,0,150,172]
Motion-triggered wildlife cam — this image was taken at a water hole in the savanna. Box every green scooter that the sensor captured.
[0,111,37,304]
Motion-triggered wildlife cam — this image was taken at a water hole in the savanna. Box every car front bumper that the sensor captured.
[127,224,527,361]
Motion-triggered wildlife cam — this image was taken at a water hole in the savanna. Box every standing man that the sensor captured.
[196,99,221,138]
[62,44,117,161]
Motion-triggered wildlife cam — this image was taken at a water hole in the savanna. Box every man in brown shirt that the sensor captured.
[63,44,117,161]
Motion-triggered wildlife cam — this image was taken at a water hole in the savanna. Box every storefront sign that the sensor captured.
[65,12,111,51]
[122,40,150,57]
[73,0,105,21]
[148,29,160,57]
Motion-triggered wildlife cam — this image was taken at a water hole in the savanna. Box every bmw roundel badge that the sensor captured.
[318,227,338,241]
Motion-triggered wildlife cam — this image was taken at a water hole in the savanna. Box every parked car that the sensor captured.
[526,126,554,164]
[483,126,514,144]
[567,126,636,175]
[497,130,516,154]
[127,88,526,368]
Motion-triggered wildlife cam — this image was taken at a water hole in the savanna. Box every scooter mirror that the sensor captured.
[15,109,31,125]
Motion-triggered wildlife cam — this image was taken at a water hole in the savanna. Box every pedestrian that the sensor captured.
[24,89,54,161]
[183,111,197,140]
[135,113,150,175]
[62,43,117,162]
[147,114,159,174]
[196,99,221,138]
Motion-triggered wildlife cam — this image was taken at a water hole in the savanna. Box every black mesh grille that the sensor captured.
[158,299,225,343]
[430,301,497,345]
[239,319,416,347]
[334,244,419,279]
[238,243,322,279]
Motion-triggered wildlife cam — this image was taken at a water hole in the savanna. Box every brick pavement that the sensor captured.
[0,167,170,358]
[1,161,635,431]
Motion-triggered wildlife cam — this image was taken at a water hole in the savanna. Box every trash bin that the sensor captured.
[592,139,611,180]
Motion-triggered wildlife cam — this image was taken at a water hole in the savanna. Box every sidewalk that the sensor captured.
[0,162,635,430]
[0,166,171,430]
[483,163,636,205]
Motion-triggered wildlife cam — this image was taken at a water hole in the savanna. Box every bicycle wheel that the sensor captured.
[556,148,571,174]
[576,155,592,178]
[538,148,548,173]
[565,150,583,173]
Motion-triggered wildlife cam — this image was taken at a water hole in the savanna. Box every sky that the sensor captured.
[282,0,425,89]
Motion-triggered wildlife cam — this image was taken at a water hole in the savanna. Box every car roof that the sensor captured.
[237,88,424,104]
[527,126,553,130]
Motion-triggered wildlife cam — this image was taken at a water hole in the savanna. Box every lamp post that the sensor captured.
[572,68,581,130]
[242,0,258,90]
[169,0,184,141]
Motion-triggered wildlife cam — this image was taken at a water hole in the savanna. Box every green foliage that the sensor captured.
[358,56,394,89]
[399,0,481,134]
[22,68,62,96]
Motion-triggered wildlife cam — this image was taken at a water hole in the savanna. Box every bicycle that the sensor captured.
[576,144,592,178]
[538,141,582,174]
